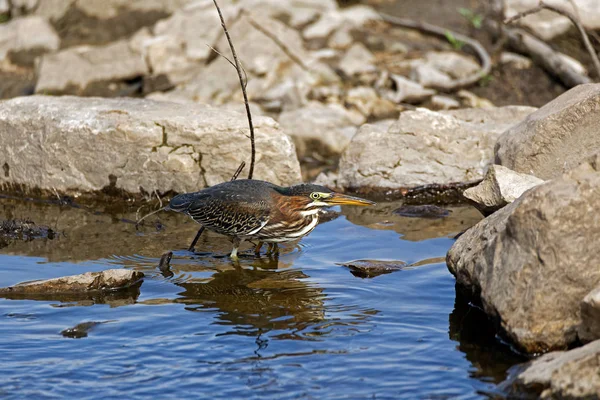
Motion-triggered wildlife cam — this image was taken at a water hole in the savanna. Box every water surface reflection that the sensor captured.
[0,196,521,399]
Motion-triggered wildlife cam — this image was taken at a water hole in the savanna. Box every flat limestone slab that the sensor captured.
[0,95,302,195]
[0,269,144,294]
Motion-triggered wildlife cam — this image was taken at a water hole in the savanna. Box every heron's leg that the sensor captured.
[188,226,205,252]
[230,237,241,259]
[254,241,264,255]
[272,243,279,254]
[266,243,274,254]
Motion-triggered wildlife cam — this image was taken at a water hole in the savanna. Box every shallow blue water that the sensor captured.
[0,198,522,399]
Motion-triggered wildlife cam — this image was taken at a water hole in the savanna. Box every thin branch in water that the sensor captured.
[212,0,256,179]
[504,0,600,79]
[379,13,492,91]
[206,44,249,90]
[136,207,167,229]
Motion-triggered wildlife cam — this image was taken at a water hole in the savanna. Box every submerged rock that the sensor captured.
[462,165,544,215]
[338,260,408,279]
[61,321,110,339]
[330,106,535,190]
[0,219,55,247]
[496,83,600,180]
[0,269,144,294]
[0,96,301,195]
[500,339,600,398]
[392,205,451,219]
[447,157,600,352]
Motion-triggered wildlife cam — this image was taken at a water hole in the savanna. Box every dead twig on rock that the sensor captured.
[504,0,600,79]
[379,12,492,91]
[212,0,256,179]
[486,19,591,87]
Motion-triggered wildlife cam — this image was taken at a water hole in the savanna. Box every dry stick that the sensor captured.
[504,1,600,79]
[212,0,255,179]
[187,162,246,252]
[206,44,249,90]
[187,1,256,251]
[487,19,591,87]
[379,12,492,92]
[245,12,310,71]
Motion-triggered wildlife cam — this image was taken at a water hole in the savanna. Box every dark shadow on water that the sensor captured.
[175,263,327,338]
[163,255,377,341]
[449,284,527,384]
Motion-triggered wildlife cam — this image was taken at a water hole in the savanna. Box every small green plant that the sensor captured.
[0,14,9,24]
[478,73,494,87]
[458,8,483,29]
[444,31,465,50]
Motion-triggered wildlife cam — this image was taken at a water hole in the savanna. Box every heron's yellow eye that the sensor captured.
[310,192,320,200]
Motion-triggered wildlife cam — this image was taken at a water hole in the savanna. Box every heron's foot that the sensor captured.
[230,237,241,260]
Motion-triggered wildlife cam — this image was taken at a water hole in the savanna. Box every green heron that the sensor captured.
[167,179,375,258]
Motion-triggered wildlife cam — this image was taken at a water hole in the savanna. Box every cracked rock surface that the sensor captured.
[322,106,536,189]
[0,96,301,195]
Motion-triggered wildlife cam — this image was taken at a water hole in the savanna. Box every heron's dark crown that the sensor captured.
[276,184,334,197]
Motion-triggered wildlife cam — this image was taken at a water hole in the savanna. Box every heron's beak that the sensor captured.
[326,193,376,206]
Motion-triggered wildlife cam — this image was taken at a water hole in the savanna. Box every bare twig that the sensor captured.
[212,0,256,179]
[230,161,246,181]
[245,12,310,71]
[154,190,163,209]
[206,44,248,90]
[379,13,492,91]
[136,207,165,228]
[504,1,600,79]
[486,19,591,87]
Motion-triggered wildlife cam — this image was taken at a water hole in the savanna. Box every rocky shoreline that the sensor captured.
[1,0,600,396]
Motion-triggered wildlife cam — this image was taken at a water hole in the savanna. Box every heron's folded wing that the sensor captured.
[187,197,271,237]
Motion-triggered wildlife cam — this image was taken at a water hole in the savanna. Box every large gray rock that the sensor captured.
[0,96,301,195]
[0,269,143,294]
[463,164,544,215]
[501,339,600,399]
[505,0,600,41]
[447,157,600,352]
[0,16,60,66]
[495,83,600,180]
[329,106,535,190]
[35,39,148,95]
[579,287,600,343]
